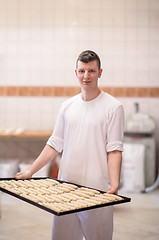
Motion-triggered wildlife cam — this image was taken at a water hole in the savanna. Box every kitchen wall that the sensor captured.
[0,0,159,150]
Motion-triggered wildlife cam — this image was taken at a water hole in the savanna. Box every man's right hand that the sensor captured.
[15,169,32,180]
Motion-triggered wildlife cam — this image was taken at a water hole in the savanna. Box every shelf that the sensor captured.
[0,130,52,139]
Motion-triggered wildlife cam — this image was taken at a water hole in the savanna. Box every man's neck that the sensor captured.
[81,88,101,101]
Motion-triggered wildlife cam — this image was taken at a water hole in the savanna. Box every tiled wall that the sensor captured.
[0,0,159,87]
[0,0,159,149]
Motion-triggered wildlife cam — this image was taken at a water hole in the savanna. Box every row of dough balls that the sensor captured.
[0,179,123,213]
[42,192,124,213]
[0,179,101,197]
[1,179,61,189]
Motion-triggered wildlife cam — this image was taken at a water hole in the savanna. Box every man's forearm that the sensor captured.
[29,144,58,176]
[107,150,122,194]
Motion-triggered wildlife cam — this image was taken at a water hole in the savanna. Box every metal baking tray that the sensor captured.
[0,177,131,216]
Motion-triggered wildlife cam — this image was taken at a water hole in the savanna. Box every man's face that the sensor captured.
[75,60,102,91]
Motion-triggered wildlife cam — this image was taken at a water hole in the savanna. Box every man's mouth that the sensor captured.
[83,81,91,84]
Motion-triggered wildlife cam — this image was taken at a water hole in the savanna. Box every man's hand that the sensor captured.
[107,186,118,195]
[15,169,32,180]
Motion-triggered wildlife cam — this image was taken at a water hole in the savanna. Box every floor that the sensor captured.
[0,189,159,240]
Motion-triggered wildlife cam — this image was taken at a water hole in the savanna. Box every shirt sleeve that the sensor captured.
[47,105,64,153]
[106,104,124,152]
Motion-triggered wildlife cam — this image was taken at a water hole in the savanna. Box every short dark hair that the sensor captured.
[76,50,101,69]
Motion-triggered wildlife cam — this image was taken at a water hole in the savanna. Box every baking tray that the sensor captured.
[0,177,131,216]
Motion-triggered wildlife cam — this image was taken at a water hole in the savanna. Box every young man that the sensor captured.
[15,50,124,240]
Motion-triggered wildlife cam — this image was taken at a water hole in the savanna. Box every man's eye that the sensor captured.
[79,70,84,73]
[89,70,95,72]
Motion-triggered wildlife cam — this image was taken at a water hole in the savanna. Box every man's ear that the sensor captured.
[75,69,77,77]
[98,68,103,78]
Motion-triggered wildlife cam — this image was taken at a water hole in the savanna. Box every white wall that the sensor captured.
[0,0,159,147]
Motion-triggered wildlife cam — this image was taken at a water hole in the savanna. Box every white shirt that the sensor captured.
[47,91,124,191]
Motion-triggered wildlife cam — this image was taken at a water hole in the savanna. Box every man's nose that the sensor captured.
[84,71,89,78]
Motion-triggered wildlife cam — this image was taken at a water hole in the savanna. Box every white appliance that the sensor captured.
[123,103,157,192]
[121,143,145,192]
